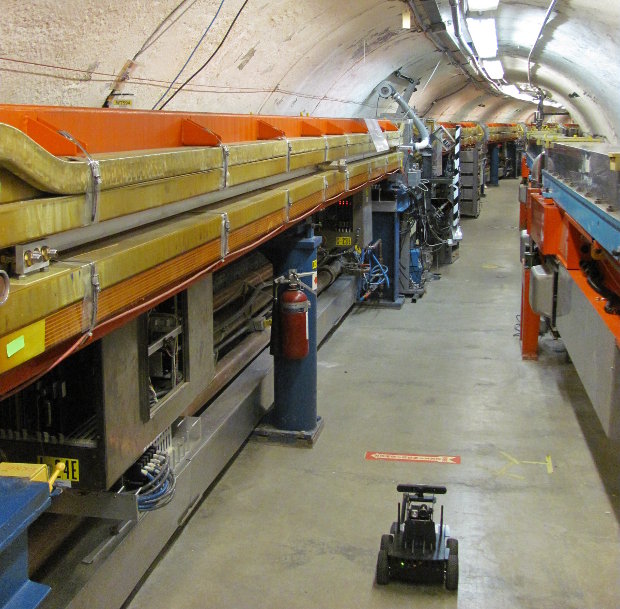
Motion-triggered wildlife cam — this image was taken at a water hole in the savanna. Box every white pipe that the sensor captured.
[378,82,430,150]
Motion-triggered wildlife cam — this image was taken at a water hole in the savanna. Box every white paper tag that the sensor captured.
[364,119,389,152]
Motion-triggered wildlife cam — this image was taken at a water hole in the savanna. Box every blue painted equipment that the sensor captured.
[368,182,413,306]
[489,144,500,186]
[0,477,51,609]
[257,224,323,444]
[409,247,423,285]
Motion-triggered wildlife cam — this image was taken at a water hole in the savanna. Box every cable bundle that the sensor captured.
[358,247,389,301]
[123,448,176,512]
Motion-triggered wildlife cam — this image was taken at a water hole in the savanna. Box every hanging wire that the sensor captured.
[153,0,226,109]
[159,0,249,110]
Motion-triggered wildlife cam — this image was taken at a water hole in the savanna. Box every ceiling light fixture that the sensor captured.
[466,17,498,58]
[402,8,411,29]
[483,59,504,79]
[468,0,500,11]
[499,84,520,97]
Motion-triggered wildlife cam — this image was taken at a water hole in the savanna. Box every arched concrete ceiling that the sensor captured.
[0,0,617,141]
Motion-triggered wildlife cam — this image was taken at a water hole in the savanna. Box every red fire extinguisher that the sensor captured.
[279,282,310,359]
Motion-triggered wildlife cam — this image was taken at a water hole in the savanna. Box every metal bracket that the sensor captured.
[219,213,230,260]
[58,130,101,223]
[48,488,139,521]
[13,240,58,276]
[323,135,330,163]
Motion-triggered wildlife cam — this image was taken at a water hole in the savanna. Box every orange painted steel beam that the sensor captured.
[520,266,540,360]
[530,193,562,257]
[0,104,398,155]
[521,155,529,180]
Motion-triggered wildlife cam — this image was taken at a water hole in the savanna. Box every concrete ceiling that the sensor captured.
[0,0,617,142]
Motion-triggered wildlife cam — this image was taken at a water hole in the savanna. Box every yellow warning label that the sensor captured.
[312,258,317,269]
[336,236,352,246]
[111,98,133,107]
[37,456,80,482]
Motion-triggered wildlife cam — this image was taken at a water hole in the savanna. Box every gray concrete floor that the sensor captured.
[126,180,620,609]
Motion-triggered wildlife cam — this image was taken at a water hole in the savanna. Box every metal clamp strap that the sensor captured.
[62,259,100,334]
[221,145,230,189]
[58,130,101,223]
[0,269,9,306]
[220,213,230,260]
[286,140,292,174]
[284,190,291,222]
[323,135,329,163]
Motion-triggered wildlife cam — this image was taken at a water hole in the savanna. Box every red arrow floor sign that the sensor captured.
[365,451,461,464]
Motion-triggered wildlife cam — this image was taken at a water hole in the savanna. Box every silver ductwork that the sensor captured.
[378,81,430,150]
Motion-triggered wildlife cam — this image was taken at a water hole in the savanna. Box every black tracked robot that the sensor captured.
[376,484,458,590]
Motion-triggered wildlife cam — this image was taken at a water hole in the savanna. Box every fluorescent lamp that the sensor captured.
[483,59,504,79]
[402,9,411,29]
[468,0,500,11]
[500,85,520,97]
[466,17,498,58]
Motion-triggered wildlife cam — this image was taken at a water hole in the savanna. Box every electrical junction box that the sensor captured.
[529,264,555,318]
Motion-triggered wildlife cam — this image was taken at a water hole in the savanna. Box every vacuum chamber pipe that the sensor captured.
[377,82,429,150]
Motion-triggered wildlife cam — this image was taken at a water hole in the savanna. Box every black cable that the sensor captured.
[159,0,250,110]
[134,0,200,60]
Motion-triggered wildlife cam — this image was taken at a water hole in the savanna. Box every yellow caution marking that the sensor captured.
[499,451,520,465]
[494,451,553,478]
[312,258,317,269]
[37,456,80,482]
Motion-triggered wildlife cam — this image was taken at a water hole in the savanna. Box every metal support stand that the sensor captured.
[254,224,324,446]
[520,265,540,360]
[368,193,409,308]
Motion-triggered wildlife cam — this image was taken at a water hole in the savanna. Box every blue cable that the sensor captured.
[370,252,390,288]
[152,0,226,109]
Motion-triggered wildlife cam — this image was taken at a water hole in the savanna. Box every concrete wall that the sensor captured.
[0,1,617,140]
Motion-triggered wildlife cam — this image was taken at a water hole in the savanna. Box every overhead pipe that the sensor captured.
[406,0,484,90]
[528,0,559,89]
[449,0,503,95]
[377,81,430,150]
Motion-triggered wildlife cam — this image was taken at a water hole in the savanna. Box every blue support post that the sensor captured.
[489,144,500,186]
[254,223,323,445]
